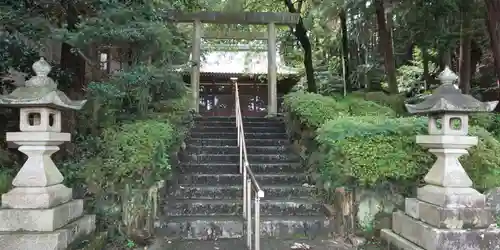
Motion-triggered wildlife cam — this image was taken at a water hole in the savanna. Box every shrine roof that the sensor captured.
[174,44,300,75]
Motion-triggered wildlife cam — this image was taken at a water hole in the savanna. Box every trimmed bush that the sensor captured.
[0,168,13,195]
[463,126,500,190]
[283,91,346,129]
[283,91,396,129]
[315,116,431,189]
[315,115,500,191]
[0,147,17,195]
[284,91,500,193]
[82,119,177,191]
[362,91,407,115]
[336,96,397,117]
[469,113,500,138]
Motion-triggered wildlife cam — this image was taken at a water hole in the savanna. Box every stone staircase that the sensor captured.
[158,116,331,245]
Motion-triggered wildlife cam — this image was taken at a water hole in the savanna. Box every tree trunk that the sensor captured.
[421,46,431,90]
[284,0,317,93]
[470,39,482,82]
[385,5,395,58]
[60,0,86,95]
[458,7,472,94]
[438,16,453,71]
[485,0,500,80]
[340,8,350,92]
[439,48,453,71]
[374,0,398,94]
[59,0,87,155]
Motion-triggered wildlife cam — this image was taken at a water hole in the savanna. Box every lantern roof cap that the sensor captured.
[0,58,86,110]
[405,67,498,114]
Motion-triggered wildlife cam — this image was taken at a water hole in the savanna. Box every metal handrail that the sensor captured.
[231,77,264,250]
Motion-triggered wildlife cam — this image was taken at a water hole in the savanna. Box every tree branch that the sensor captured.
[283,0,317,92]
[297,0,304,13]
[285,0,298,13]
[75,49,98,67]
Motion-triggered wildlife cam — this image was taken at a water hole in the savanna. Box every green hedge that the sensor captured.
[283,91,396,129]
[361,91,407,115]
[462,126,500,190]
[469,113,500,137]
[315,115,500,191]
[82,119,178,191]
[0,146,17,195]
[315,116,430,189]
[283,92,347,129]
[283,91,500,194]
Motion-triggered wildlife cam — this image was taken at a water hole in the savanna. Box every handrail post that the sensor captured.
[254,195,261,250]
[242,162,247,219]
[236,103,240,147]
[239,127,243,174]
[237,120,240,147]
[237,107,240,147]
[232,77,239,147]
[246,178,252,249]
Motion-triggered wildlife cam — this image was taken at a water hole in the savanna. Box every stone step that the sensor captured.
[158,215,330,240]
[184,154,299,164]
[186,138,289,147]
[191,126,286,134]
[163,238,348,250]
[173,185,314,200]
[180,163,305,174]
[194,116,279,123]
[186,145,289,155]
[195,120,283,128]
[189,132,287,140]
[178,173,309,186]
[166,199,323,216]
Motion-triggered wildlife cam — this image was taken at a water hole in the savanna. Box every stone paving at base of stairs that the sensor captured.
[146,238,352,250]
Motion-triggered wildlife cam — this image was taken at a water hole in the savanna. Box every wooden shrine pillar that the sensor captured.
[191,19,202,113]
[267,22,277,116]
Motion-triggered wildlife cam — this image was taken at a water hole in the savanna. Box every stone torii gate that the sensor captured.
[168,11,300,116]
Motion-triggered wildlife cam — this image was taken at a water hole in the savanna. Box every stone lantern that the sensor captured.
[0,58,95,249]
[381,67,500,250]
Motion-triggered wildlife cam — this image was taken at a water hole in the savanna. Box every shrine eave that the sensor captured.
[174,67,299,76]
[178,71,298,77]
[172,49,301,76]
[166,11,300,25]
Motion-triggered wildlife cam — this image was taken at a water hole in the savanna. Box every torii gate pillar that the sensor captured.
[191,19,202,113]
[267,22,278,117]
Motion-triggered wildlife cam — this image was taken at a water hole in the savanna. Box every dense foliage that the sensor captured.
[0,0,198,249]
[284,91,500,198]
[284,91,396,129]
[0,148,16,195]
[83,120,175,192]
[316,116,431,189]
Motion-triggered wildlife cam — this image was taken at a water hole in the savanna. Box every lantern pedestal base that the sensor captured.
[417,185,486,208]
[0,215,95,250]
[1,184,72,209]
[0,199,85,231]
[0,189,95,250]
[403,198,493,229]
[382,194,498,250]
[382,211,500,250]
